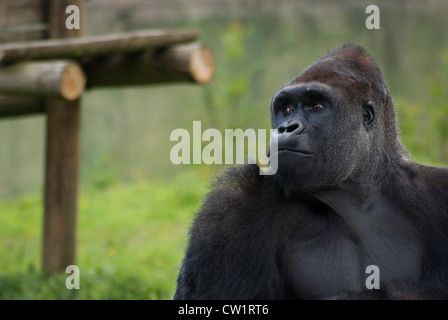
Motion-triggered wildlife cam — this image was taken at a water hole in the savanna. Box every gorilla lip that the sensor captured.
[276,149,312,156]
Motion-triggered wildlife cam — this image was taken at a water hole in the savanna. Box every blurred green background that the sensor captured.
[0,0,447,299]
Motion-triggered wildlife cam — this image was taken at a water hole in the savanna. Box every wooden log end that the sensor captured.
[190,45,215,84]
[160,43,215,84]
[0,60,86,100]
[60,62,86,101]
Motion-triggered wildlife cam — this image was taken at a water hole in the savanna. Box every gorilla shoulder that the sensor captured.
[199,163,281,218]
[407,163,448,204]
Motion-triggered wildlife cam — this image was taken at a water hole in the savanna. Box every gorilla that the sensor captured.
[174,44,448,299]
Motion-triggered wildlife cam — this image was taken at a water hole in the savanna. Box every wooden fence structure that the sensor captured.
[0,0,215,275]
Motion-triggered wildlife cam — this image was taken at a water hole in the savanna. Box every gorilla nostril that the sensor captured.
[286,123,299,133]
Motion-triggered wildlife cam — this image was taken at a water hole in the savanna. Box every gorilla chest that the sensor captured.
[285,208,422,299]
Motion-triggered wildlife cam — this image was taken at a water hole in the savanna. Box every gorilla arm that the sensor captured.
[174,164,296,300]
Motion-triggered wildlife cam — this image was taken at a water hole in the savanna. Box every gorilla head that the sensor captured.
[269,44,408,195]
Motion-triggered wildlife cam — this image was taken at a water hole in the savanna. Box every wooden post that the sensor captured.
[43,0,83,276]
[43,98,80,275]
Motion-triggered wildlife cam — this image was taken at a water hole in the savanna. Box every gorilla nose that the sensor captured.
[270,120,310,156]
[278,121,304,134]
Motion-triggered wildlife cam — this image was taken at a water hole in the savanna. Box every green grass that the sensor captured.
[0,169,209,300]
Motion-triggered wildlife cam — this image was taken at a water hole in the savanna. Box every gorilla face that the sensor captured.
[269,81,376,196]
[267,45,391,196]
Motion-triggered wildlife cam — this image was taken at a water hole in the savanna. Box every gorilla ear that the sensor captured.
[362,101,375,129]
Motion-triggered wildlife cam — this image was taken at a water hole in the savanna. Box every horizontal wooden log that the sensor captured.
[0,29,200,63]
[84,42,215,88]
[0,96,44,118]
[0,60,86,100]
[161,42,216,84]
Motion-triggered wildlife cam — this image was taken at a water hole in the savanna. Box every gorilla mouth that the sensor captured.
[276,149,312,156]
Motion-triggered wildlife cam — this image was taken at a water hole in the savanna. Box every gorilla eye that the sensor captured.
[312,104,324,111]
[283,107,294,115]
